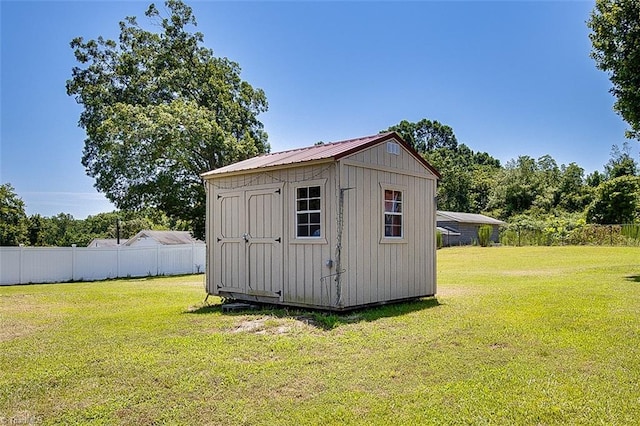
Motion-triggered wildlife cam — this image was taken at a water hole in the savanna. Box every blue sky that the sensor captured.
[0,0,632,218]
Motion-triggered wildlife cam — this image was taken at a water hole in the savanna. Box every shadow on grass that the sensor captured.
[625,275,640,283]
[185,297,440,330]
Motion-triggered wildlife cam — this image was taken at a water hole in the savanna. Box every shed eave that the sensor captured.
[201,158,335,180]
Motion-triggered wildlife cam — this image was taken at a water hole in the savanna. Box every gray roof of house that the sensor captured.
[87,238,120,248]
[123,230,204,246]
[436,211,506,225]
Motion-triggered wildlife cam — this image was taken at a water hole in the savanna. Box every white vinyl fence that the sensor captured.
[0,244,206,285]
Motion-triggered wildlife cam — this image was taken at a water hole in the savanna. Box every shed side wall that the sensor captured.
[339,141,437,308]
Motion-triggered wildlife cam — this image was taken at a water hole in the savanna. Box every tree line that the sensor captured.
[3,0,639,246]
[0,190,188,247]
[2,120,638,246]
[386,119,640,232]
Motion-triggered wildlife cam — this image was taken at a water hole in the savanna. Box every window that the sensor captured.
[384,189,403,237]
[296,186,321,237]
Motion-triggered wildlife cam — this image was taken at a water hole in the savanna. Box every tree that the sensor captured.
[0,183,28,246]
[66,0,269,239]
[556,163,590,212]
[588,0,640,140]
[604,142,638,178]
[586,175,640,224]
[385,119,458,154]
[488,156,539,218]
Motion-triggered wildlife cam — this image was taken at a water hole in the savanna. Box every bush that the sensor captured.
[436,230,443,249]
[478,225,493,247]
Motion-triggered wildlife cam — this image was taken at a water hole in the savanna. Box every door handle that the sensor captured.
[242,233,249,243]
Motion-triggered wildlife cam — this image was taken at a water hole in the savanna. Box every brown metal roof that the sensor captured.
[201,132,441,178]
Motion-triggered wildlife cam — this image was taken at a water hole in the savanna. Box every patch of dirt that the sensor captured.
[231,316,316,335]
[0,319,39,343]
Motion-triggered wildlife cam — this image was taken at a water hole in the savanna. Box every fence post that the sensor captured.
[191,242,196,274]
[72,244,77,281]
[19,244,24,284]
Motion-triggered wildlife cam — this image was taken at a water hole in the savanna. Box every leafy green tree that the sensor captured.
[35,213,86,247]
[586,175,640,224]
[556,163,590,212]
[384,119,500,213]
[605,142,638,178]
[588,0,640,139]
[489,156,539,218]
[0,183,28,246]
[66,0,269,239]
[586,170,605,188]
[386,119,458,154]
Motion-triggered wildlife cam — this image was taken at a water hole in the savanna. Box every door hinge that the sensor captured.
[216,237,221,243]
[275,188,281,194]
[275,237,281,243]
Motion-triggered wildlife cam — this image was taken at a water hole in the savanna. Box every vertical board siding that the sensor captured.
[208,164,336,306]
[340,141,437,308]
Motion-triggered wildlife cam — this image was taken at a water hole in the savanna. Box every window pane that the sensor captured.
[298,225,309,237]
[389,225,402,237]
[297,200,308,211]
[309,199,320,210]
[310,225,321,236]
[310,213,320,224]
[309,186,320,198]
[298,213,309,224]
[297,187,308,199]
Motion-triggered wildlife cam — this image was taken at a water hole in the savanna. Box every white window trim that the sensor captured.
[380,183,407,243]
[292,179,327,244]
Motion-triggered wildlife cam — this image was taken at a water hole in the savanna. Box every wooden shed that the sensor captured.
[201,132,441,310]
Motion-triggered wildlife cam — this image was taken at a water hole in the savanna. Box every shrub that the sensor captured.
[436,230,443,249]
[478,225,493,247]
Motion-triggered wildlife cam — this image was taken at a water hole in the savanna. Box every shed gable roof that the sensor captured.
[436,211,506,225]
[202,132,440,178]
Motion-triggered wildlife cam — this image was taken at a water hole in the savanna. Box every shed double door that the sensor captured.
[214,184,283,299]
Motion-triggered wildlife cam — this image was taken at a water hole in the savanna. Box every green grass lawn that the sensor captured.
[1,246,639,425]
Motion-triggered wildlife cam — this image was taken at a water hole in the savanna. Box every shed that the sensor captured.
[201,132,441,310]
[122,230,204,247]
[436,211,505,246]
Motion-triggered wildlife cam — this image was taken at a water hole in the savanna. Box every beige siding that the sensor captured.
[339,141,437,308]
[206,164,338,306]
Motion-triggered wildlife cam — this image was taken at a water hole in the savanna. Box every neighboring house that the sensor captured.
[436,211,506,246]
[122,230,204,247]
[87,238,120,248]
[201,132,441,311]
[436,226,461,247]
